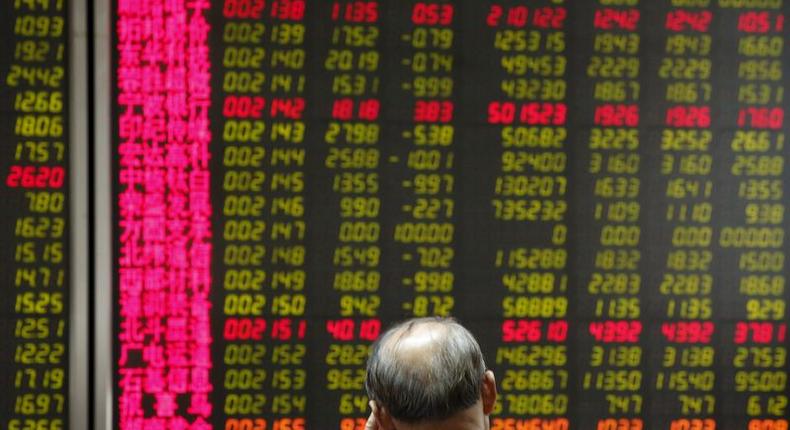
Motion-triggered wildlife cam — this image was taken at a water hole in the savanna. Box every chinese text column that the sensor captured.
[720,2,789,429]
[390,1,457,319]
[651,2,717,428]
[316,0,383,428]
[115,0,214,428]
[1,0,69,427]
[484,1,570,426]
[578,1,644,428]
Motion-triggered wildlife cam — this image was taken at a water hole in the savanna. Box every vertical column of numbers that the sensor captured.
[214,0,309,428]
[320,1,383,429]
[722,3,788,430]
[653,3,717,429]
[484,1,570,426]
[580,1,644,429]
[214,1,270,429]
[392,1,457,319]
[4,0,69,428]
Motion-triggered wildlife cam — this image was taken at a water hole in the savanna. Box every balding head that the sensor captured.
[365,318,489,424]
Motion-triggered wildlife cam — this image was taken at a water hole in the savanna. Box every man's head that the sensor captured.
[365,317,497,430]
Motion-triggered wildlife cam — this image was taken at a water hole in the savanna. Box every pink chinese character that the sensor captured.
[190,140,211,168]
[119,240,147,267]
[120,417,144,430]
[118,368,144,392]
[119,112,144,141]
[166,93,188,118]
[189,242,211,269]
[118,343,143,367]
[191,344,211,366]
[190,367,212,393]
[165,318,188,342]
[168,193,189,219]
[155,393,178,417]
[188,218,211,242]
[119,268,144,293]
[119,166,145,188]
[187,395,212,418]
[167,344,191,367]
[119,292,142,317]
[118,190,144,218]
[143,343,166,367]
[143,192,166,216]
[144,267,166,291]
[143,367,166,393]
[190,269,211,293]
[167,367,190,393]
[167,417,190,430]
[168,269,190,296]
[119,317,145,343]
[167,168,189,192]
[142,290,167,317]
[165,143,189,167]
[190,320,211,344]
[143,216,166,242]
[169,240,189,269]
[143,117,168,145]
[118,39,143,67]
[118,391,144,419]
[144,167,166,193]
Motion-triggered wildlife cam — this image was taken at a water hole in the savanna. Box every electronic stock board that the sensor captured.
[110,1,790,430]
[1,0,71,429]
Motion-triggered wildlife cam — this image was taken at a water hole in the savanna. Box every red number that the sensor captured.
[665,105,710,128]
[332,99,355,120]
[271,0,305,20]
[749,419,788,430]
[270,98,305,119]
[589,320,641,343]
[223,0,265,18]
[738,107,784,129]
[414,100,453,123]
[271,318,297,340]
[546,320,568,342]
[520,102,567,126]
[594,104,639,127]
[488,101,516,124]
[6,165,65,189]
[502,319,542,343]
[506,6,528,27]
[359,318,381,340]
[665,10,712,32]
[532,7,566,29]
[223,96,265,118]
[340,418,368,430]
[332,1,378,23]
[738,12,770,33]
[224,318,267,340]
[661,321,713,344]
[594,8,639,31]
[486,5,504,27]
[327,319,355,341]
[734,322,783,344]
[412,3,454,26]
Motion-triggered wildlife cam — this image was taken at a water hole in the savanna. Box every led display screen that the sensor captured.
[112,1,790,429]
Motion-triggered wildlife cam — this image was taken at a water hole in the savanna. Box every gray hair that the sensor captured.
[365,317,487,423]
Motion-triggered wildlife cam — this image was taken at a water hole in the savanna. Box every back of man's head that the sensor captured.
[365,317,488,424]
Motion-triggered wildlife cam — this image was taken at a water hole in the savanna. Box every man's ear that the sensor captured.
[481,370,497,415]
[373,402,397,430]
